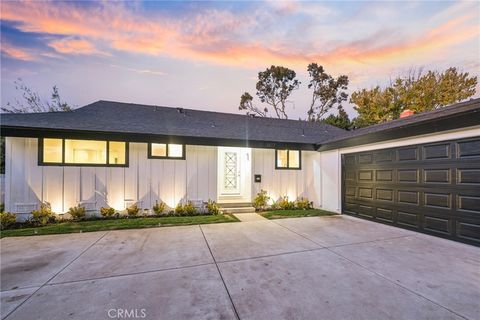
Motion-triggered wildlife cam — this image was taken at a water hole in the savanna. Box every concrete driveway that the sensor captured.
[1,215,479,320]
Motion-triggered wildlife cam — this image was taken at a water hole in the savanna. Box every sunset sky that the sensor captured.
[1,1,479,119]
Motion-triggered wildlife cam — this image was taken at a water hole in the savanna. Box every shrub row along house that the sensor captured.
[1,99,479,244]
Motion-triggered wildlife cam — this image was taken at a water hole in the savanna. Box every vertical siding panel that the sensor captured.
[163,161,175,208]
[80,167,96,203]
[108,167,125,210]
[137,143,150,210]
[9,138,26,212]
[252,149,262,197]
[95,167,108,209]
[4,137,12,212]
[208,146,217,201]
[63,167,80,211]
[26,138,42,205]
[124,143,138,202]
[150,160,160,207]
[197,146,210,201]
[186,145,198,200]
[43,167,64,213]
[175,160,187,204]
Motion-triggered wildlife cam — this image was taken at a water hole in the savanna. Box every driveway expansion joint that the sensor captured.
[43,261,216,287]
[199,225,241,320]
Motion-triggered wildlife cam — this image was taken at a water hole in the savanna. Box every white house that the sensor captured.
[1,99,479,245]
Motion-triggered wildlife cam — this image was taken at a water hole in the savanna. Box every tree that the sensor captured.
[1,80,74,173]
[239,65,300,119]
[322,106,352,130]
[239,92,268,117]
[307,63,349,122]
[351,68,477,128]
[1,78,73,113]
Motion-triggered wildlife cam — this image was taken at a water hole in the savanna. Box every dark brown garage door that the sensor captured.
[342,137,480,245]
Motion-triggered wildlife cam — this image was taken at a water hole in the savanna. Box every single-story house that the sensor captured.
[1,99,479,245]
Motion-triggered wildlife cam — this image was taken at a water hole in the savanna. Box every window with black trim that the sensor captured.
[39,138,128,166]
[148,143,185,159]
[275,149,301,169]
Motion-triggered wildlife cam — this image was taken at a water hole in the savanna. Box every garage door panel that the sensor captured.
[342,136,480,245]
[358,170,373,181]
[397,147,419,161]
[374,150,393,163]
[358,153,373,164]
[398,190,419,205]
[457,195,480,214]
[457,139,480,158]
[376,169,393,182]
[423,143,451,160]
[424,169,451,184]
[457,168,480,184]
[376,207,394,222]
[423,215,451,235]
[398,169,419,183]
[376,189,394,201]
[397,211,420,228]
[456,220,480,243]
[424,192,451,209]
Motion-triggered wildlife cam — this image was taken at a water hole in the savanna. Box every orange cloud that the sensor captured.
[48,38,98,55]
[1,0,478,72]
[1,43,34,61]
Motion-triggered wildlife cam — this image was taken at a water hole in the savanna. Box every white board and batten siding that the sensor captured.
[251,149,321,207]
[5,137,323,216]
[5,138,217,216]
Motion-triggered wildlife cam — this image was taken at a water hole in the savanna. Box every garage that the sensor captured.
[342,137,480,245]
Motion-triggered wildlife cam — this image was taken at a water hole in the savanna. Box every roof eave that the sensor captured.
[316,106,480,151]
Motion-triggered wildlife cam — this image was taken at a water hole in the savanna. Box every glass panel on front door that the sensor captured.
[224,152,238,189]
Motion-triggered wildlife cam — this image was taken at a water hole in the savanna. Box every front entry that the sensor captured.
[217,147,252,203]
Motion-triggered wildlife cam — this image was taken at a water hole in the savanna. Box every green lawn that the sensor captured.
[0,214,239,238]
[260,209,337,219]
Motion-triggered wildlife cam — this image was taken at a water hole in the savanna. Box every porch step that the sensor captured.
[218,202,253,208]
[218,203,255,214]
[222,207,256,214]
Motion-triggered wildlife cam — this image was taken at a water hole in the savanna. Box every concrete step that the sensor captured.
[222,207,256,214]
[218,202,253,208]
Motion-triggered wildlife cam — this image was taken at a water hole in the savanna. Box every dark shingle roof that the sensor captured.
[317,98,480,150]
[2,98,478,150]
[1,100,346,149]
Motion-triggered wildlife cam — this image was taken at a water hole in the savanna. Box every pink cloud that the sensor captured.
[1,0,478,72]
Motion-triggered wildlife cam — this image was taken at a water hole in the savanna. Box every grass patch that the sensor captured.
[0,214,239,238]
[260,209,337,220]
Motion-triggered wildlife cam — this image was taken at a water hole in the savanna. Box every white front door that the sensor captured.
[218,147,251,202]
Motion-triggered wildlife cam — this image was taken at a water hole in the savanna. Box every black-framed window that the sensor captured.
[148,143,185,160]
[39,138,128,167]
[275,149,301,170]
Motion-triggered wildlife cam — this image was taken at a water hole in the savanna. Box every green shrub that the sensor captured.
[207,200,221,215]
[31,202,54,225]
[278,196,295,210]
[174,203,185,215]
[126,204,140,217]
[295,197,313,210]
[100,207,116,217]
[253,189,270,211]
[0,203,4,213]
[174,202,198,216]
[183,201,197,216]
[152,201,166,216]
[0,212,16,230]
[68,204,86,220]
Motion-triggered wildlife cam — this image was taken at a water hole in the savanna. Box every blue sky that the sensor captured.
[1,1,478,119]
